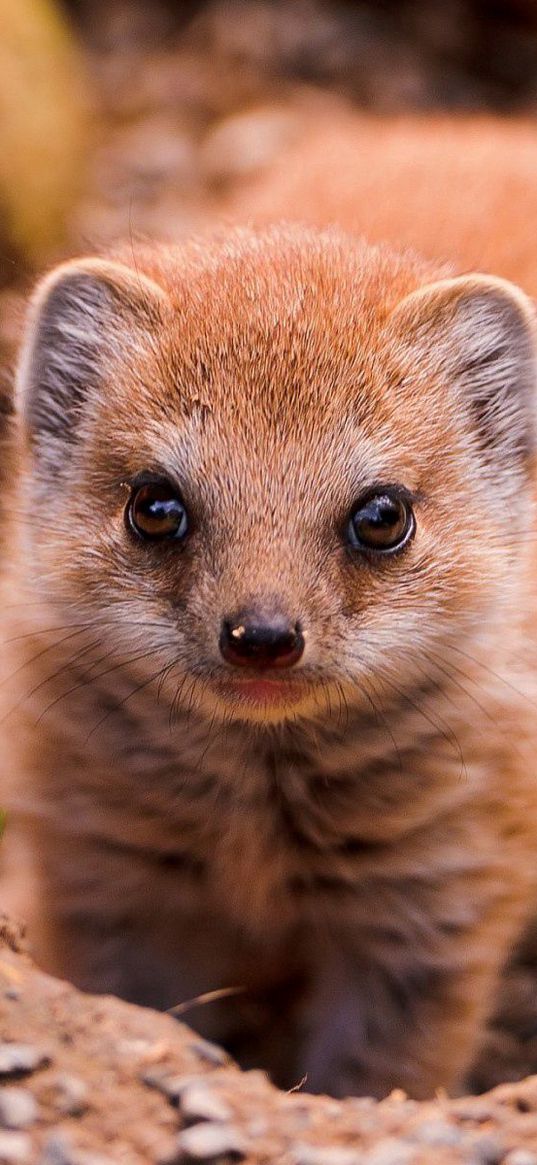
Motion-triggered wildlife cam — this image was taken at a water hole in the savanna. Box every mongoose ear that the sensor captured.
[17,258,169,468]
[389,274,537,468]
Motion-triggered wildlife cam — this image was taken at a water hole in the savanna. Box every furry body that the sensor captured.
[4,122,537,1099]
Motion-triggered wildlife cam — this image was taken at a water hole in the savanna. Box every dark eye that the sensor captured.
[126,479,189,542]
[347,490,415,554]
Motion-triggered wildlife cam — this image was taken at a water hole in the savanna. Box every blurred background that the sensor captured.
[2,0,537,387]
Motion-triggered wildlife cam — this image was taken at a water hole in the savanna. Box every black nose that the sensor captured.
[219,614,305,669]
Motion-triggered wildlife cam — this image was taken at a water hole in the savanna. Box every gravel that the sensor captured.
[0,1045,50,1077]
[0,1089,38,1131]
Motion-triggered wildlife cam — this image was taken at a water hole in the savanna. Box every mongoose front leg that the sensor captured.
[298,884,530,1099]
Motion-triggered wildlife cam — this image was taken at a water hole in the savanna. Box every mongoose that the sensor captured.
[4,117,537,1100]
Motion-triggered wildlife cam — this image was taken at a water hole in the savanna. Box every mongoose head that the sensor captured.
[15,227,537,726]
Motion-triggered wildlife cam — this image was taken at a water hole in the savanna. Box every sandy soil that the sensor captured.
[3,917,537,1165]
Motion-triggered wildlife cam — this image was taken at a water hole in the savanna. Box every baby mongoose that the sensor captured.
[3,129,537,1099]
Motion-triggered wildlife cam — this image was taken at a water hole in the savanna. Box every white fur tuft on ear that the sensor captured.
[17,258,168,470]
[389,273,537,468]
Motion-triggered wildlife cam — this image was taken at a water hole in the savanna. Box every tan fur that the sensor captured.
[4,119,537,1100]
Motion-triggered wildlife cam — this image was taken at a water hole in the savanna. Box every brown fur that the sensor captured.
[4,119,537,1100]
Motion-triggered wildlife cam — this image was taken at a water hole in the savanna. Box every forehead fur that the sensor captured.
[110,226,444,430]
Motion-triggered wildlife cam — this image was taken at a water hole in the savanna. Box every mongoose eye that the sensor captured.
[347,490,415,554]
[126,479,189,542]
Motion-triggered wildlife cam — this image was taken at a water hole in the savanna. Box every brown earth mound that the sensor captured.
[1,917,537,1165]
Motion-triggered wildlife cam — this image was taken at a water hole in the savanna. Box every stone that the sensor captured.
[454,1101,494,1123]
[291,1144,365,1165]
[180,1084,233,1126]
[0,1045,49,1077]
[408,1118,463,1146]
[174,1122,245,1162]
[0,1089,38,1130]
[365,1141,416,1165]
[0,1131,31,1164]
[190,1040,230,1068]
[142,1068,191,1105]
[39,1131,116,1165]
[466,1136,505,1165]
[48,1074,89,1117]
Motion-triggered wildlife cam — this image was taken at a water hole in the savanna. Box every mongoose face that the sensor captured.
[16,227,537,726]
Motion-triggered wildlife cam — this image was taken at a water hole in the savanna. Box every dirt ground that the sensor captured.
[3,916,537,1165]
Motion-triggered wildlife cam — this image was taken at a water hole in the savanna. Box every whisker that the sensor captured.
[375,667,468,781]
[0,625,91,687]
[448,642,537,713]
[360,673,404,778]
[193,704,222,772]
[170,671,191,731]
[156,660,177,703]
[36,645,167,724]
[420,647,494,722]
[0,636,105,725]
[334,680,350,732]
[84,657,175,742]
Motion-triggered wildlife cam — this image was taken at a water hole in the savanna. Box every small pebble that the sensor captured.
[39,1131,115,1165]
[291,1145,365,1165]
[386,1090,408,1104]
[408,1118,462,1147]
[467,1136,505,1165]
[0,1090,38,1131]
[0,1131,31,1164]
[180,1084,232,1126]
[454,1101,494,1123]
[503,1152,537,1165]
[142,1069,189,1105]
[48,1074,89,1117]
[190,1040,230,1068]
[40,1135,78,1165]
[0,1045,49,1077]
[365,1141,416,1165]
[175,1122,245,1162]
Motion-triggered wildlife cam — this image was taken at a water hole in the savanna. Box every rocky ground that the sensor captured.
[3,916,537,1165]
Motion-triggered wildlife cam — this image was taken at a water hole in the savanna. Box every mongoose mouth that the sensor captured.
[214,676,307,709]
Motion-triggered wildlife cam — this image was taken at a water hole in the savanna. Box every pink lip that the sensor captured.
[217,678,305,706]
